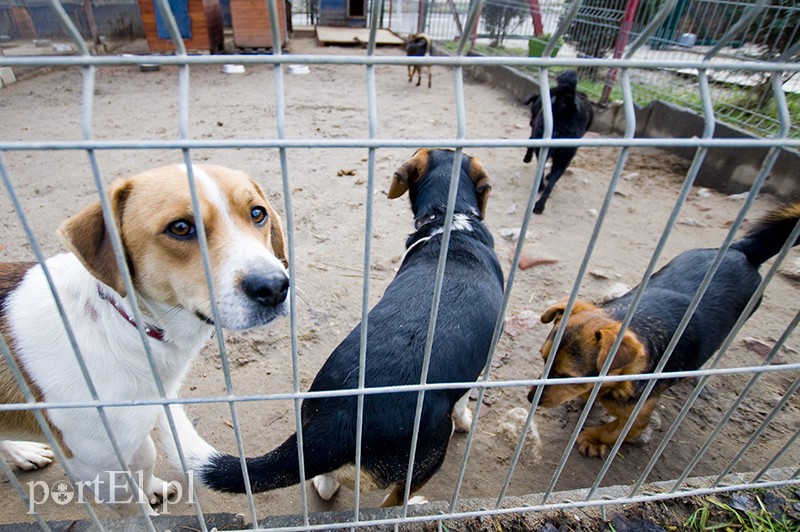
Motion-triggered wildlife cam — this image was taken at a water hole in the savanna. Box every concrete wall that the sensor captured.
[592,100,800,200]
[458,49,800,202]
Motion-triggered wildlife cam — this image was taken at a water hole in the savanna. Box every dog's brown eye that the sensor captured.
[166,219,196,240]
[251,206,268,226]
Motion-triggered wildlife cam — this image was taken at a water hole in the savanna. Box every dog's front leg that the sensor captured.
[129,435,179,506]
[451,391,473,433]
[576,397,658,458]
[68,457,157,516]
[0,440,55,470]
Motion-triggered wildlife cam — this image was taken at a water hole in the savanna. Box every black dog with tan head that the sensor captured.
[531,203,800,458]
[192,149,504,505]
[406,33,432,88]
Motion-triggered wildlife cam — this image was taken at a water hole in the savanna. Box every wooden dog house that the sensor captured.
[138,0,223,53]
[229,0,288,49]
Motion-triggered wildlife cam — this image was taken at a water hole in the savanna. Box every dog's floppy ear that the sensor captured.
[251,179,289,269]
[540,299,596,324]
[266,203,288,269]
[58,180,132,297]
[468,156,492,218]
[595,324,646,373]
[388,148,430,199]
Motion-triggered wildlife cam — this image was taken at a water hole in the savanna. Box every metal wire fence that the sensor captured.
[0,0,799,530]
[384,0,800,140]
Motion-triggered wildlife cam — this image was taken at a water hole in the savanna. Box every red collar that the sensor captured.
[97,285,166,342]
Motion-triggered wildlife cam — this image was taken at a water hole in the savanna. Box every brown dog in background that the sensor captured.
[530,203,800,458]
[406,33,432,88]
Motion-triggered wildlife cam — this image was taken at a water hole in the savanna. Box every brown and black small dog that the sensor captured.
[406,33,432,88]
[530,203,800,458]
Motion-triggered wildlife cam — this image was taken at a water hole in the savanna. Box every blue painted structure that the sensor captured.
[318,0,366,27]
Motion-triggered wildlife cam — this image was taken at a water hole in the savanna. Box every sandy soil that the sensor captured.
[0,34,798,526]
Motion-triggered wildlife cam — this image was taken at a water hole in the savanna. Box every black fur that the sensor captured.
[603,204,800,398]
[523,70,593,214]
[201,150,504,497]
[406,34,432,88]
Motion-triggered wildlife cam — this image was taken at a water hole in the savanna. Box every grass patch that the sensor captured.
[441,41,800,139]
[684,494,800,532]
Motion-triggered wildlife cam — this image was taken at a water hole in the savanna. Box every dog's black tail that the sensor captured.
[199,423,348,493]
[731,202,800,266]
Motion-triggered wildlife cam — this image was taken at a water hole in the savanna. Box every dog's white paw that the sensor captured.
[145,477,179,506]
[452,405,473,433]
[408,495,429,505]
[1,441,55,470]
[312,474,340,501]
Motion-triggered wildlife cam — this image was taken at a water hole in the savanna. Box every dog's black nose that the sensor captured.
[242,273,289,307]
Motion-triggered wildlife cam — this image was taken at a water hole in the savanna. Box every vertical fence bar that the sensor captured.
[476,0,582,510]
[584,0,775,497]
[523,3,689,501]
[264,0,309,526]
[351,1,382,524]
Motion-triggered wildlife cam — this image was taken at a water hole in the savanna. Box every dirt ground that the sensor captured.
[0,33,798,526]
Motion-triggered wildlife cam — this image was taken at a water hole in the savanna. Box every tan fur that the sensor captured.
[59,165,287,314]
[0,165,288,473]
[0,263,70,456]
[388,148,431,200]
[534,299,650,458]
[387,149,492,219]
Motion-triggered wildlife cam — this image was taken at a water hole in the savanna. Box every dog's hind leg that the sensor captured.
[452,391,473,433]
[0,440,55,470]
[426,65,431,88]
[130,435,179,506]
[407,65,413,83]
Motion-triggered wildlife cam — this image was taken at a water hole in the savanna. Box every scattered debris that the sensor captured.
[778,258,800,282]
[601,282,632,303]
[497,407,540,447]
[337,168,356,176]
[726,192,749,201]
[742,337,786,364]
[589,269,612,280]
[518,253,558,270]
[499,227,528,242]
[234,356,257,367]
[588,208,598,218]
[696,187,713,198]
[622,172,640,181]
[677,217,708,227]
[504,310,539,337]
[506,203,518,215]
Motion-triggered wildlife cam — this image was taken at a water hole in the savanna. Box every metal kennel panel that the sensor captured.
[0,0,799,530]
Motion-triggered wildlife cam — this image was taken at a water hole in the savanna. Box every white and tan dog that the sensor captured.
[0,164,289,514]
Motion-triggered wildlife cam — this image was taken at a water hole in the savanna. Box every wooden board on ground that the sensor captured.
[315,26,404,46]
